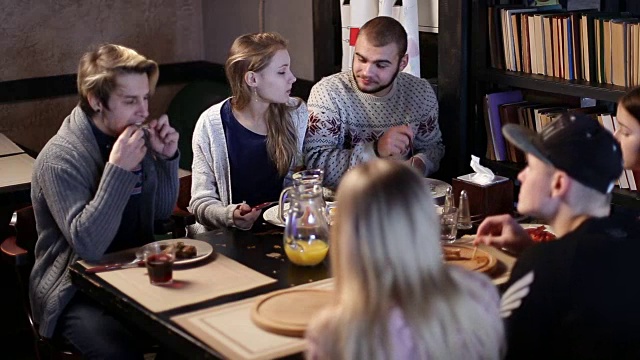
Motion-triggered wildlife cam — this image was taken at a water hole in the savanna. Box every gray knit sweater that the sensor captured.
[189,98,308,232]
[29,106,179,338]
[305,71,444,189]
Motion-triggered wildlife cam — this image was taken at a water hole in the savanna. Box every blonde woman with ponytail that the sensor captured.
[306,160,505,360]
[190,32,307,232]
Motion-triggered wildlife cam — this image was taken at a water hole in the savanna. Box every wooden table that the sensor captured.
[0,133,34,238]
[69,218,516,359]
[69,220,328,359]
[0,133,34,194]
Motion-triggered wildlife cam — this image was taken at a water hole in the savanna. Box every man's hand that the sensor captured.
[109,125,147,171]
[146,114,179,159]
[233,203,261,229]
[473,214,534,255]
[377,125,413,158]
[406,156,426,174]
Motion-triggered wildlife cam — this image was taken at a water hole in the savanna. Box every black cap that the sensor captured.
[502,113,623,194]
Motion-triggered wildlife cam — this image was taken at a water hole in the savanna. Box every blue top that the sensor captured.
[221,100,284,206]
[89,120,150,252]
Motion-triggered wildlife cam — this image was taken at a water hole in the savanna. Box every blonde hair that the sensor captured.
[225,32,301,176]
[309,160,504,359]
[77,44,158,117]
[564,172,612,217]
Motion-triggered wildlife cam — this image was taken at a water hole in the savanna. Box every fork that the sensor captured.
[406,123,417,166]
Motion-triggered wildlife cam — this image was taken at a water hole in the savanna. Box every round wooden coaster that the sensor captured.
[442,244,498,274]
[251,288,333,337]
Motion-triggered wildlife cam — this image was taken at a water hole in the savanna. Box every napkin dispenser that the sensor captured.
[452,174,514,219]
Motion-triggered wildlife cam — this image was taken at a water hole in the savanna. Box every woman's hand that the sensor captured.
[233,203,262,229]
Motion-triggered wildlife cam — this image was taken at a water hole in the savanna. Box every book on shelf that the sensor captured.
[488,5,521,70]
[499,101,529,162]
[485,90,524,161]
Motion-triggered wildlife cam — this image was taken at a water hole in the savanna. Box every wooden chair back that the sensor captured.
[0,206,81,359]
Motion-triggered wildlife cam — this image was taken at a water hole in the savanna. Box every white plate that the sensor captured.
[263,204,288,227]
[136,239,214,265]
[423,178,451,204]
[263,202,336,228]
[520,223,554,233]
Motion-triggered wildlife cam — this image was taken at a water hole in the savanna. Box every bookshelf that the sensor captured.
[457,0,640,210]
[477,69,628,102]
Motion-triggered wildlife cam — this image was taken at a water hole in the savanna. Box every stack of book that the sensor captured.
[488,3,639,87]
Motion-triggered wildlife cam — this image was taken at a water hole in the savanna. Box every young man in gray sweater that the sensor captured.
[29,44,179,359]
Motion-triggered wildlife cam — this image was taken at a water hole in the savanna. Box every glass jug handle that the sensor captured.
[278,187,292,222]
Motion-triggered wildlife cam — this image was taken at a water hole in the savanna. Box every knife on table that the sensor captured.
[86,260,145,273]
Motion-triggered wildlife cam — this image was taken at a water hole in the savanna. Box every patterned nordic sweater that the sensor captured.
[304,71,444,189]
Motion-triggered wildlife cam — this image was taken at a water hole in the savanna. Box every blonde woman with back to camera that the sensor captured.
[190,32,307,232]
[306,160,504,360]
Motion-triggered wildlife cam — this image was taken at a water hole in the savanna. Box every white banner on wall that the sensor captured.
[340,2,351,71]
[339,0,422,77]
[401,0,420,77]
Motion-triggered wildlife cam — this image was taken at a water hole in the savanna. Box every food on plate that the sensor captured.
[526,226,556,242]
[160,241,198,259]
[442,247,468,261]
[442,246,492,272]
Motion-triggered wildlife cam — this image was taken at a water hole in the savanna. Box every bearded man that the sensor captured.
[304,16,444,188]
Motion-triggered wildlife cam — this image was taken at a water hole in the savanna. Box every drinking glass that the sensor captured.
[143,243,176,285]
[440,206,459,243]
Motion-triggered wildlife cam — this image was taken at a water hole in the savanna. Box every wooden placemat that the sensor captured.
[171,278,334,360]
[251,288,333,337]
[79,253,277,313]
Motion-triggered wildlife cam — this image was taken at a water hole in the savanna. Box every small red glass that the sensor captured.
[143,244,176,285]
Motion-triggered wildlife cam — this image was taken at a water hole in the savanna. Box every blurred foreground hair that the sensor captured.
[308,160,504,360]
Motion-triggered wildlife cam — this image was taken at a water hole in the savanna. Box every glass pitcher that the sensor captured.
[279,169,325,223]
[282,182,330,266]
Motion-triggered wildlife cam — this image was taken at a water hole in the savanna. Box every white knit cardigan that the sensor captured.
[189,97,308,232]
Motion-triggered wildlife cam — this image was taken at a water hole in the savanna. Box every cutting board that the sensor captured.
[443,244,498,274]
[251,288,332,337]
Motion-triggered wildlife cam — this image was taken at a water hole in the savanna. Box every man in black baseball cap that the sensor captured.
[474,113,640,359]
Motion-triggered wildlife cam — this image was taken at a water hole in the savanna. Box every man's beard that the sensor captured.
[352,64,401,94]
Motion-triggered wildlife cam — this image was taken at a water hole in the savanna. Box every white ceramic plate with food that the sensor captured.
[263,202,336,228]
[136,239,214,265]
[520,223,556,242]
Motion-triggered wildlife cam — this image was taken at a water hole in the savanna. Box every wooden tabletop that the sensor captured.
[69,216,328,359]
[69,213,516,359]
